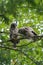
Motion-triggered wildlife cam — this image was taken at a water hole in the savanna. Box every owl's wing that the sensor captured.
[18,27,38,38]
[18,27,27,36]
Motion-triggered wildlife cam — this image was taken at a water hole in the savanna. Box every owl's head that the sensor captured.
[11,22,17,28]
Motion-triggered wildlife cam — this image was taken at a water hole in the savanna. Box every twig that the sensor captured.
[17,41,33,47]
[0,35,43,48]
[0,34,43,49]
[0,45,20,51]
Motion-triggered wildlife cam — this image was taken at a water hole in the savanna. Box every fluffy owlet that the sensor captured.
[10,22,20,47]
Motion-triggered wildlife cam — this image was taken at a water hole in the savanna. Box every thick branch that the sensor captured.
[0,45,20,51]
[0,35,43,47]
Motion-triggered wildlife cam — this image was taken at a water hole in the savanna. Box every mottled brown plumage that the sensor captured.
[18,27,37,40]
[10,23,19,47]
[10,23,38,47]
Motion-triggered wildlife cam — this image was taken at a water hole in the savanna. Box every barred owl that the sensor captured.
[10,22,19,47]
[18,27,37,41]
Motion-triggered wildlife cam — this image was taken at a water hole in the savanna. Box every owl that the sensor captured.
[18,27,37,41]
[10,22,19,47]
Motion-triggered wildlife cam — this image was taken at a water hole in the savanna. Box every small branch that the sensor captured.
[36,35,43,38]
[0,35,43,48]
[17,41,33,47]
[0,33,43,49]
[0,45,20,51]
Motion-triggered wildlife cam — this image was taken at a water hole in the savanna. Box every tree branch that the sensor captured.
[0,45,20,51]
[0,35,43,48]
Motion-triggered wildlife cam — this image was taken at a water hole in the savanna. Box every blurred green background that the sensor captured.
[0,0,43,65]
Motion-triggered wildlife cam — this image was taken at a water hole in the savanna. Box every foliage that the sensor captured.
[0,0,43,65]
